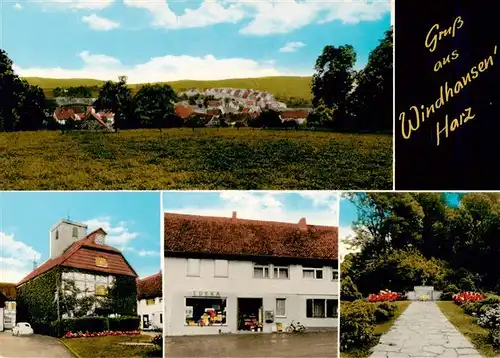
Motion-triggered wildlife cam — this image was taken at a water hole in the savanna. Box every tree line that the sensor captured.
[0,27,392,132]
[342,192,500,301]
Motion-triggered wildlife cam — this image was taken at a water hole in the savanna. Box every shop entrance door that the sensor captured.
[237,298,263,331]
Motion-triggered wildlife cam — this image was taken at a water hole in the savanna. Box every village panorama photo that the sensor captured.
[162,191,339,357]
[0,0,392,190]
[0,192,163,358]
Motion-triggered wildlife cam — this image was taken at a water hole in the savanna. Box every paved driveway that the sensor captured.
[0,332,73,358]
[166,331,337,357]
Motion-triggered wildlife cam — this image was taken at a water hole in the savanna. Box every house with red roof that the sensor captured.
[16,219,138,332]
[163,212,338,336]
[137,272,162,330]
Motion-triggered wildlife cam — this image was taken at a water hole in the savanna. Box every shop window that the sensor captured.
[276,298,286,316]
[306,299,338,318]
[303,267,323,279]
[273,266,289,279]
[214,259,229,277]
[146,298,155,305]
[253,264,270,279]
[332,269,339,280]
[185,297,227,326]
[187,258,201,277]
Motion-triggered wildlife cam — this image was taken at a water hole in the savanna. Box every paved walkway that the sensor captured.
[370,302,481,358]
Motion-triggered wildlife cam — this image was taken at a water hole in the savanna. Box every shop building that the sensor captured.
[164,212,339,336]
[137,272,163,330]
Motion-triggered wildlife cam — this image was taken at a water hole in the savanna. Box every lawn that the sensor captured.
[341,301,411,358]
[437,301,499,357]
[24,76,313,101]
[0,128,392,190]
[61,335,161,358]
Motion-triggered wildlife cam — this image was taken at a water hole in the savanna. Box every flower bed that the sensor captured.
[64,330,141,338]
[368,290,402,302]
[453,292,484,305]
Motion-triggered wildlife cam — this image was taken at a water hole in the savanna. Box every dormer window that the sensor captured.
[72,227,78,238]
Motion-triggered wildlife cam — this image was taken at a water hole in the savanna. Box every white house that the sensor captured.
[0,283,17,331]
[164,212,339,336]
[137,272,163,330]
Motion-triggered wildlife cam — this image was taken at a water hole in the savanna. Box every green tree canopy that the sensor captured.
[134,83,177,130]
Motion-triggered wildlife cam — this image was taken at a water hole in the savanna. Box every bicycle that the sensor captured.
[285,320,306,333]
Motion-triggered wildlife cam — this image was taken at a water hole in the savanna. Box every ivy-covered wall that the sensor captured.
[16,268,61,334]
[108,275,138,316]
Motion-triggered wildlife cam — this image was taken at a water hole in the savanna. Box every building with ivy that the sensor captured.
[16,219,139,333]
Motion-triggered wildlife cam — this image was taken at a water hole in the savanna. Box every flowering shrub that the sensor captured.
[452,292,484,305]
[478,306,500,347]
[64,330,141,338]
[419,295,430,301]
[368,290,402,302]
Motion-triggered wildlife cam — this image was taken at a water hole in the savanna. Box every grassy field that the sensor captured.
[437,301,498,357]
[341,301,411,358]
[24,76,313,100]
[0,128,392,190]
[61,335,160,358]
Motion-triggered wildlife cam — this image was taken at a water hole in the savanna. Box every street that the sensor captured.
[0,332,73,358]
[166,331,338,357]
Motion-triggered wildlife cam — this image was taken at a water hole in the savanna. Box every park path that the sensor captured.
[370,301,481,358]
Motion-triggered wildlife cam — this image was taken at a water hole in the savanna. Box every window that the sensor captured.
[187,258,201,277]
[303,267,323,279]
[160,314,163,324]
[72,227,78,238]
[273,266,289,279]
[332,269,339,280]
[306,299,338,318]
[276,298,286,317]
[55,230,59,240]
[253,264,270,279]
[214,260,229,277]
[185,297,227,326]
[146,298,155,305]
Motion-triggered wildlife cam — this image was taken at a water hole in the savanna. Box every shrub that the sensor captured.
[108,316,140,331]
[440,284,459,300]
[453,292,484,305]
[478,305,500,329]
[374,302,398,323]
[368,290,402,302]
[54,317,109,337]
[340,300,376,352]
[341,276,363,302]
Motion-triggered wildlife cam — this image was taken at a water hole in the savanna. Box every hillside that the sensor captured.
[23,76,313,101]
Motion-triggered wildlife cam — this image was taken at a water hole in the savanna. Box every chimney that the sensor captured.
[232,211,237,220]
[298,217,307,230]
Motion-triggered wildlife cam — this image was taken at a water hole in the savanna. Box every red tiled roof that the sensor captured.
[164,213,338,261]
[207,109,222,116]
[280,109,312,119]
[17,229,137,287]
[0,283,16,300]
[246,100,254,105]
[137,272,162,300]
[207,100,222,107]
[175,105,194,119]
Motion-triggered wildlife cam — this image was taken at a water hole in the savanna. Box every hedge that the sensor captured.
[108,316,140,331]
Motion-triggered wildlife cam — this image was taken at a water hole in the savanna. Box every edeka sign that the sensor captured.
[192,291,221,297]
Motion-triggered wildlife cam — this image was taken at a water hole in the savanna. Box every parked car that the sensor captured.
[12,322,34,336]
